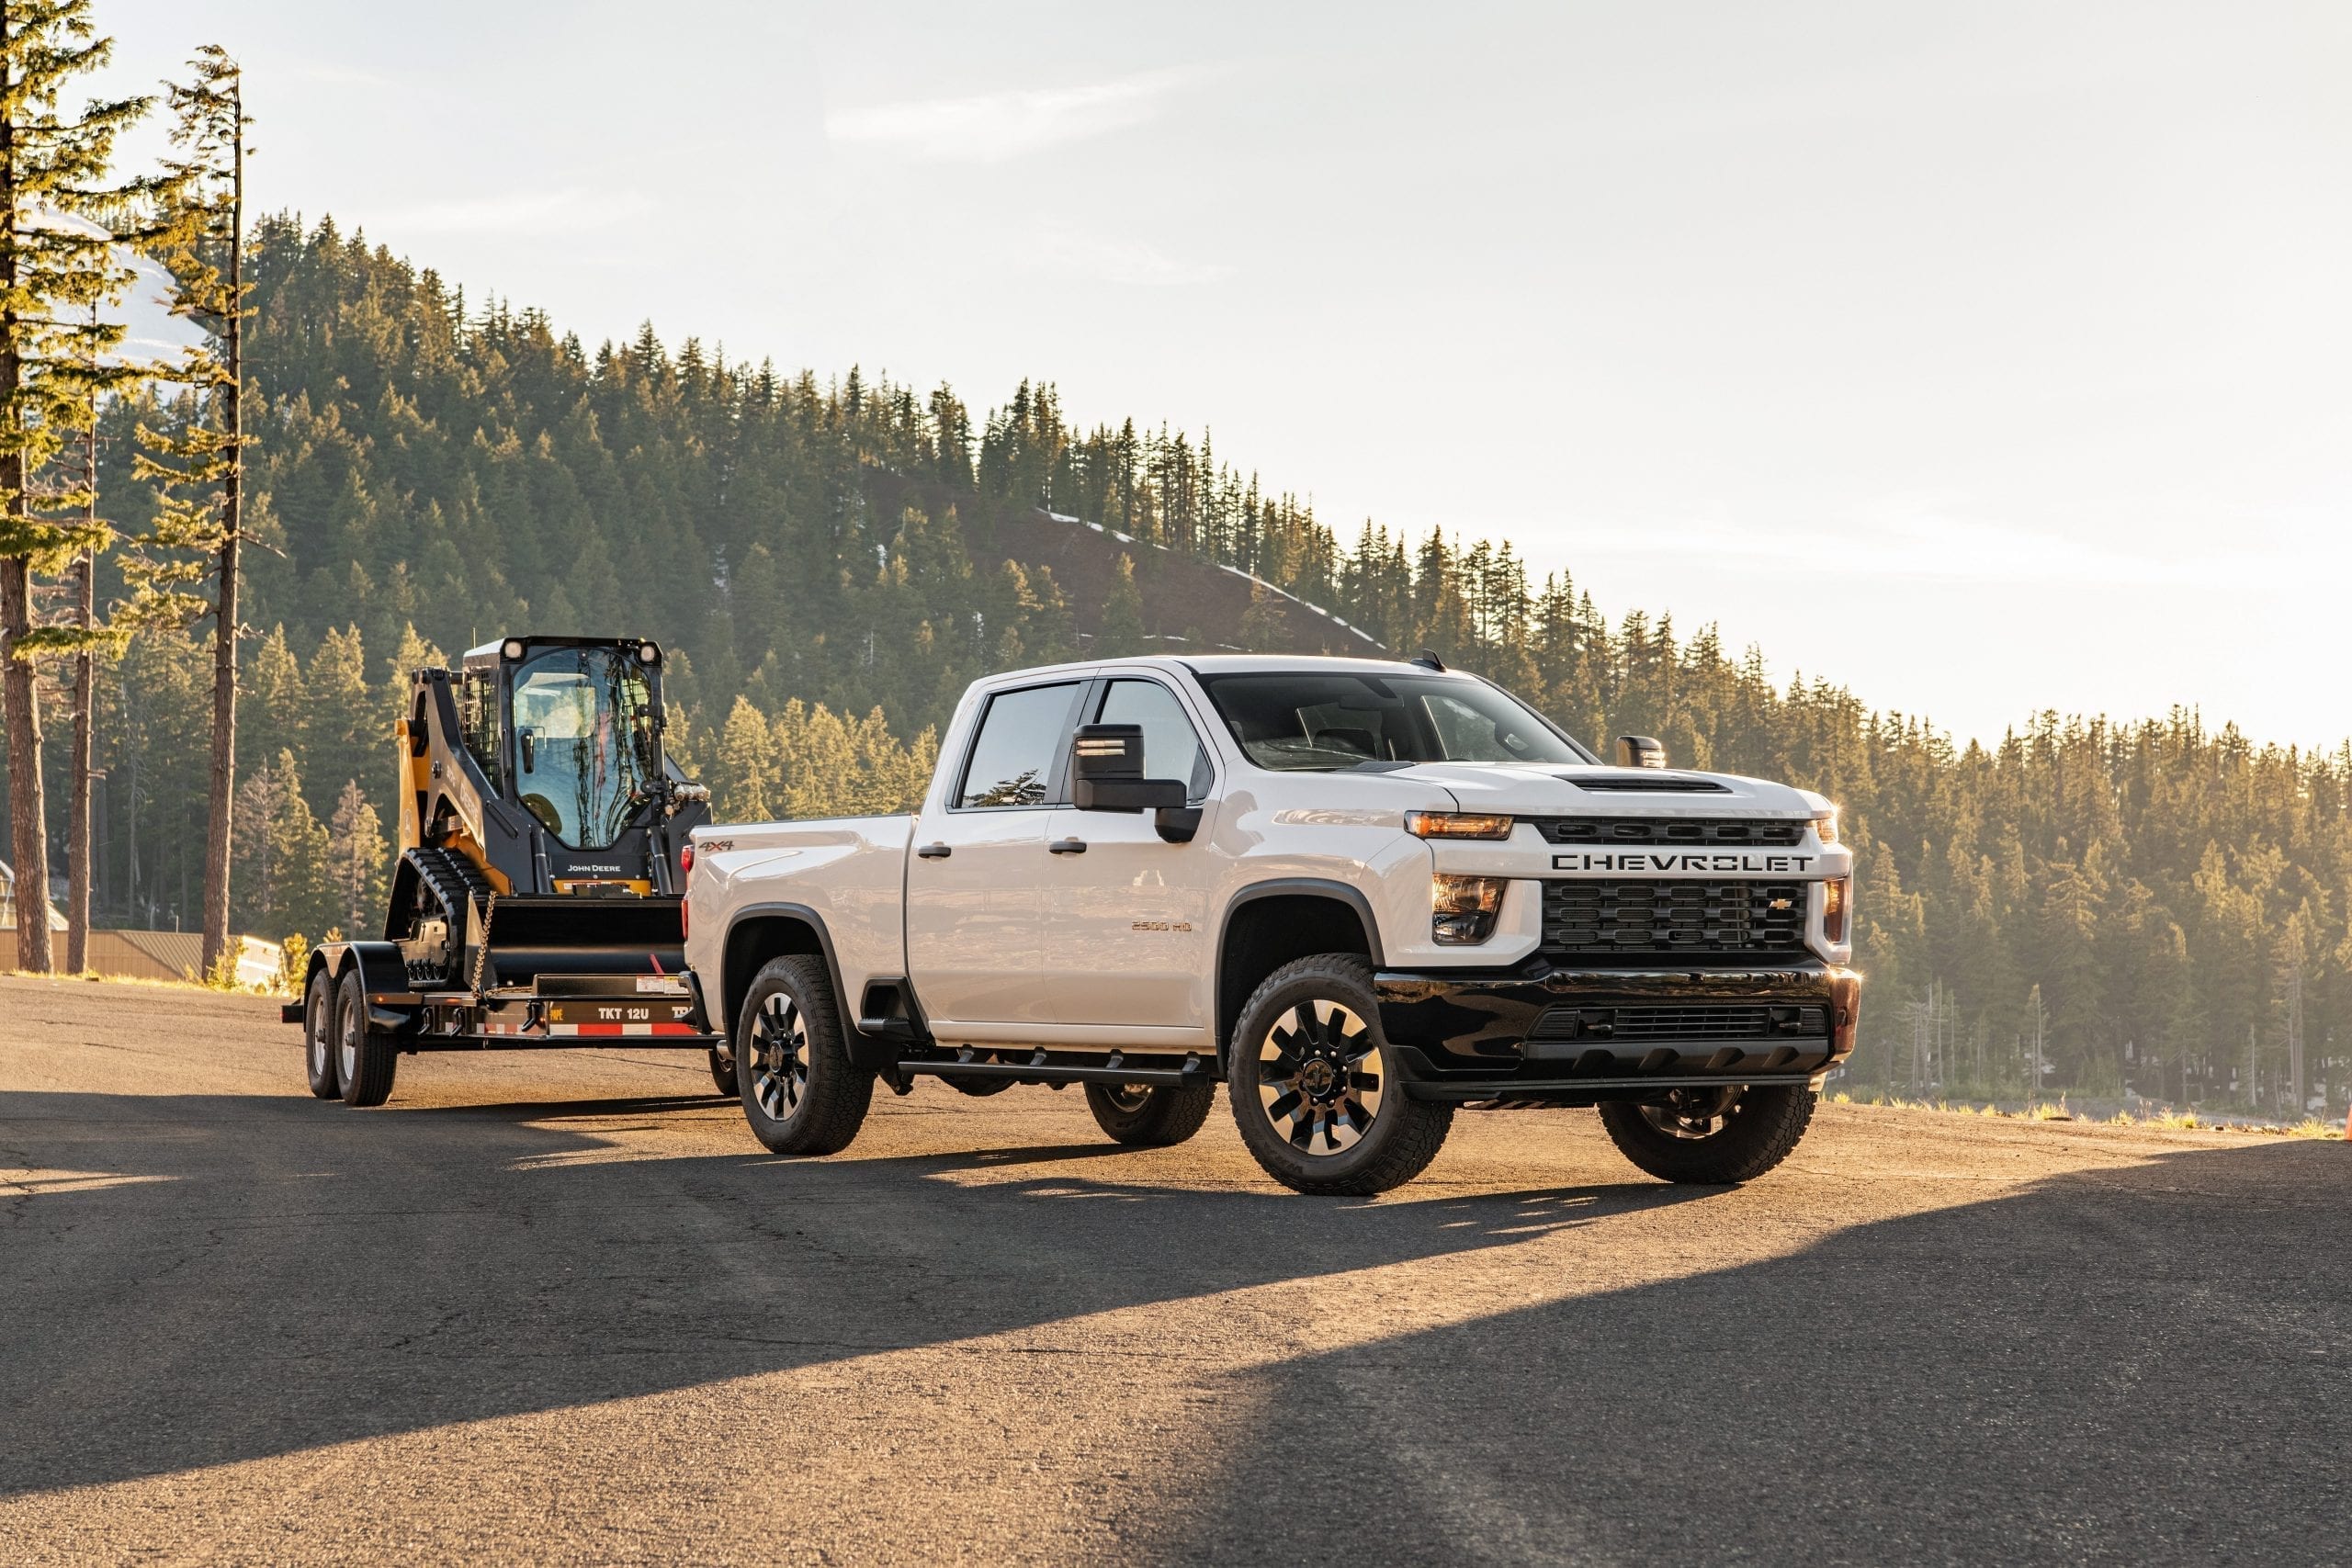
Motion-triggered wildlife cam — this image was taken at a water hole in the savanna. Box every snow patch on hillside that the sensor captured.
[1045,508,1383,649]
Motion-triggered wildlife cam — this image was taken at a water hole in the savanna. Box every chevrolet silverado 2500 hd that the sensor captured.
[683,655,1860,1195]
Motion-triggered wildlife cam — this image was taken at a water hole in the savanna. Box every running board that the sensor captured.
[896,1049,1210,1089]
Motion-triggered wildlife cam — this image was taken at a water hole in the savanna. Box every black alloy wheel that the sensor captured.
[1083,1080,1215,1146]
[736,954,873,1156]
[1597,1083,1816,1183]
[1227,954,1454,1196]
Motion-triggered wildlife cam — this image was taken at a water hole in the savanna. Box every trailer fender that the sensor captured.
[312,941,420,1032]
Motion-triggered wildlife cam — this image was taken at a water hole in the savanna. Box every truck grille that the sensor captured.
[1541,880,1808,957]
[1528,818,1807,848]
[1528,1004,1827,1042]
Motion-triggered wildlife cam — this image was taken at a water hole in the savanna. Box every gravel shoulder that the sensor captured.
[2,975,2346,1564]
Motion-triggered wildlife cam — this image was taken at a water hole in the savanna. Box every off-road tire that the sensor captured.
[1084,1081,1216,1146]
[303,967,341,1100]
[1227,954,1453,1196]
[336,968,399,1108]
[707,1043,739,1098]
[1598,1085,1815,1184]
[737,955,873,1156]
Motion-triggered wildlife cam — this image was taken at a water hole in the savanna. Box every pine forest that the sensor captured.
[2,213,2346,1118]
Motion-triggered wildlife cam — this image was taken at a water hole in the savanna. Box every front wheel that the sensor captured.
[303,968,341,1100]
[1598,1085,1816,1183]
[737,955,873,1156]
[1227,954,1453,1196]
[1084,1081,1215,1146]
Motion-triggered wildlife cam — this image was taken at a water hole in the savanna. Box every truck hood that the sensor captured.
[1387,761,1820,818]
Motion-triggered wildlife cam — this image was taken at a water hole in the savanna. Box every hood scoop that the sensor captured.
[1559,772,1730,794]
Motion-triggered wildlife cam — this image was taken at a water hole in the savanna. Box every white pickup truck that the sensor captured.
[682,654,1860,1195]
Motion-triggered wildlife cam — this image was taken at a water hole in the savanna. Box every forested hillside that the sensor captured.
[6,214,2346,1116]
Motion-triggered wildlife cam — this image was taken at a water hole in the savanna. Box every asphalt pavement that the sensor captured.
[2,974,2346,1564]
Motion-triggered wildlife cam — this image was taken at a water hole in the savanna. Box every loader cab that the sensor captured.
[458,636,669,853]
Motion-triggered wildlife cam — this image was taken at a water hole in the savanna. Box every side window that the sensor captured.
[459,671,503,793]
[1097,679,1214,802]
[956,682,1081,808]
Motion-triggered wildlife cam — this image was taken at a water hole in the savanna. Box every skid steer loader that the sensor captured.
[286,635,729,1106]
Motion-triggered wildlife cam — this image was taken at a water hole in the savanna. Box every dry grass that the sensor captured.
[1833,1089,2344,1139]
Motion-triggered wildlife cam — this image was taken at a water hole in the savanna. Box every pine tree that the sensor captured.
[122,46,250,975]
[1099,553,1144,658]
[322,778,385,939]
[0,2,157,971]
[231,747,329,942]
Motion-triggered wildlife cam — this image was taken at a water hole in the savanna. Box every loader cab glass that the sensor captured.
[457,667,505,793]
[508,645,661,849]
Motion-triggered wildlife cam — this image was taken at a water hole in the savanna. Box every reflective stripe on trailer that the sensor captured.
[475,1021,704,1037]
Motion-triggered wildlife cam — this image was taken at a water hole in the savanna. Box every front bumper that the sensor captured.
[1374,962,1860,1105]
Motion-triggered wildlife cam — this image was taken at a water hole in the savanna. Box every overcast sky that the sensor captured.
[95,1,2352,748]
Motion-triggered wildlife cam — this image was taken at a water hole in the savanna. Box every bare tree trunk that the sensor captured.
[198,93,245,978]
[66,539,92,972]
[65,361,97,974]
[0,62,52,976]
[1,558,51,972]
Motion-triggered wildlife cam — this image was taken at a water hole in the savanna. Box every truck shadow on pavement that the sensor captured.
[1,1087,1700,1498]
[1147,1136,2352,1568]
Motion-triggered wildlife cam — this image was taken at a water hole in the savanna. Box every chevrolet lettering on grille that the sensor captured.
[1552,852,1818,874]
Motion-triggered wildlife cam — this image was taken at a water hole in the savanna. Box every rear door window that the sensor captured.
[956,682,1083,808]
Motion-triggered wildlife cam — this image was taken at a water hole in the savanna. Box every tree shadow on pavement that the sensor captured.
[0,1089,1695,1497]
[1145,1137,2352,1568]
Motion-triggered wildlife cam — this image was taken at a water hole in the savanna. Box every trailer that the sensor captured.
[287,635,729,1105]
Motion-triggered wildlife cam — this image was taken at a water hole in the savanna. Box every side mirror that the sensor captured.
[1072,723,1200,841]
[518,727,538,772]
[1615,734,1667,770]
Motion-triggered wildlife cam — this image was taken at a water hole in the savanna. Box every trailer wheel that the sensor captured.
[1084,1081,1215,1146]
[707,1043,739,1097]
[738,955,872,1156]
[303,967,341,1100]
[336,968,399,1108]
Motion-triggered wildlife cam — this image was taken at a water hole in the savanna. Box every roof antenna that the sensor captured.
[1410,649,1446,672]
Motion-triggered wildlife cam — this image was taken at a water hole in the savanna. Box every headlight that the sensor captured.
[1822,877,1849,944]
[1432,874,1506,944]
[1812,810,1840,846]
[1406,811,1513,840]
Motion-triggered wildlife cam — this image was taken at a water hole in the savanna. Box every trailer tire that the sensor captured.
[303,967,341,1100]
[707,1043,739,1098]
[738,955,872,1156]
[1084,1081,1215,1146]
[336,968,399,1108]
[1598,1084,1815,1184]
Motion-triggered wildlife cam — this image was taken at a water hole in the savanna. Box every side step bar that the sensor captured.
[895,1048,1211,1089]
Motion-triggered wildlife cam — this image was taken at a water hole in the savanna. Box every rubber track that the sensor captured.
[401,846,495,987]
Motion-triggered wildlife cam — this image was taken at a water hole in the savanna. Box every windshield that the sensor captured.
[1198,671,1594,772]
[509,646,661,848]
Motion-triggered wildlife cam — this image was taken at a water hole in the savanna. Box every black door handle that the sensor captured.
[917,842,952,859]
[1048,838,1088,854]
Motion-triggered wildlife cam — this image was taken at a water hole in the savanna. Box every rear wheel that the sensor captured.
[1227,954,1453,1196]
[1084,1081,1215,1146]
[336,968,399,1108]
[738,955,873,1156]
[1598,1084,1815,1183]
[302,968,340,1100]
